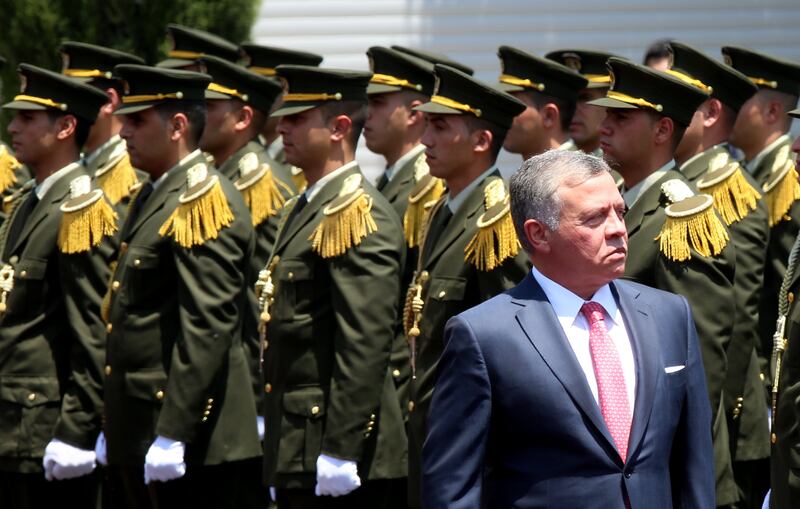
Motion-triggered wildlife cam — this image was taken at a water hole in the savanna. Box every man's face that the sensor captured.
[675,107,705,163]
[546,172,628,287]
[119,107,173,175]
[599,108,656,171]
[729,93,765,153]
[7,110,60,168]
[420,113,476,181]
[276,107,330,170]
[503,92,542,155]
[200,99,238,154]
[571,88,607,148]
[364,92,412,156]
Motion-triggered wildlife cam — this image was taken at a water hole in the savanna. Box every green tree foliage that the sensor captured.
[0,0,261,137]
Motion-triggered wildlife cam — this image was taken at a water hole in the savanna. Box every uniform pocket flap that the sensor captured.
[0,376,59,407]
[124,370,168,402]
[277,260,312,282]
[282,386,326,418]
[126,249,159,269]
[15,258,48,281]
[428,277,467,301]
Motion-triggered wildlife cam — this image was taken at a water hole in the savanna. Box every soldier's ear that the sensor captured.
[235,105,255,132]
[472,128,492,155]
[329,114,352,142]
[407,99,425,127]
[702,98,723,128]
[55,114,78,141]
[169,113,189,141]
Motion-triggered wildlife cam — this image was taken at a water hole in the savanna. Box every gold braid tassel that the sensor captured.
[159,174,234,248]
[465,198,519,271]
[291,167,308,194]
[310,190,377,258]
[0,145,21,194]
[238,168,290,227]
[764,164,800,227]
[658,195,729,262]
[404,175,445,248]
[700,166,761,225]
[58,176,118,254]
[96,153,138,205]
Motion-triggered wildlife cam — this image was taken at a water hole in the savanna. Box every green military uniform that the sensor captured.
[590,57,740,506]
[669,41,771,508]
[258,66,407,507]
[157,23,239,69]
[0,64,111,508]
[103,65,261,507]
[239,43,325,195]
[404,64,529,506]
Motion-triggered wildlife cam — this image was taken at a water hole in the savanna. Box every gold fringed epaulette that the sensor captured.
[658,190,729,262]
[158,163,234,248]
[291,166,307,194]
[464,178,520,271]
[58,175,118,254]
[234,152,291,227]
[762,145,800,227]
[95,150,139,205]
[697,153,761,226]
[309,173,377,258]
[0,145,22,195]
[404,173,445,248]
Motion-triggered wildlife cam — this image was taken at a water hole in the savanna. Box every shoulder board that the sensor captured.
[762,155,800,227]
[58,175,118,254]
[464,177,519,271]
[290,165,308,194]
[697,158,761,225]
[158,163,234,248]
[234,152,292,227]
[0,144,22,195]
[657,193,729,262]
[404,173,445,248]
[309,173,377,258]
[95,150,139,205]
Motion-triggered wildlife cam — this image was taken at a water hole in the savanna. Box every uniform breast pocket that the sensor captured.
[423,276,467,324]
[276,386,326,473]
[8,257,48,316]
[273,260,314,321]
[123,249,161,307]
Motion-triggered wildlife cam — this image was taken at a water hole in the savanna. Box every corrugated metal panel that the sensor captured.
[252,0,800,179]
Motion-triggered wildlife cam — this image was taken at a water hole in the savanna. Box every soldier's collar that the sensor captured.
[385,144,426,182]
[446,165,498,214]
[304,160,359,203]
[622,159,675,208]
[83,134,124,168]
[36,161,82,200]
[744,133,791,174]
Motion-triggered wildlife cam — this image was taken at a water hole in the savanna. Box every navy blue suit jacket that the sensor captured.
[422,274,714,508]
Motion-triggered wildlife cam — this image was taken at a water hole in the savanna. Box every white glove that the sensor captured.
[144,436,186,484]
[42,438,97,481]
[95,432,107,466]
[314,454,361,497]
[269,486,276,502]
[256,416,265,441]
[762,489,771,509]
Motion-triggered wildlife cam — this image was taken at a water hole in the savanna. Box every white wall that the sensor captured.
[252,0,800,180]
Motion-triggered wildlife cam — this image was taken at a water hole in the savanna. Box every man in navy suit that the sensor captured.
[422,149,715,508]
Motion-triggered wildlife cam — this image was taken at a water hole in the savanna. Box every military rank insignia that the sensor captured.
[658,179,729,262]
[58,175,118,254]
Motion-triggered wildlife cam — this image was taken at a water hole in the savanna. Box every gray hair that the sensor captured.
[509,149,612,253]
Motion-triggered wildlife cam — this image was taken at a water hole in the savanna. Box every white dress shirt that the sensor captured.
[530,265,637,410]
[446,166,497,215]
[622,159,675,208]
[35,162,81,200]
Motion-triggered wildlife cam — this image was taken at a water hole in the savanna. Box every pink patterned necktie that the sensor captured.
[580,301,632,462]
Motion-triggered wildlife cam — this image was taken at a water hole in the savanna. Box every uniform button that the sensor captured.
[201,417,208,423]
[392,369,400,378]
[27,393,36,402]
[203,410,211,416]
[624,472,632,479]
[9,255,18,264]
[155,390,165,400]
[207,398,214,404]
[438,290,446,298]
[133,259,141,267]
[736,396,744,403]
[421,270,429,278]
[19,270,27,278]
[287,272,294,280]
[311,405,320,415]
[789,292,795,303]
[772,433,777,444]
[366,426,373,432]
[111,281,120,291]
[370,414,376,420]
[408,401,415,412]
[760,373,766,381]
[120,242,128,252]
[104,365,112,376]
[265,383,272,394]
[106,323,113,333]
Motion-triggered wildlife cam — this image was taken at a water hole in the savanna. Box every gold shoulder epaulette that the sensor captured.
[657,179,729,262]
[696,152,761,226]
[0,145,22,195]
[58,175,118,254]
[291,166,307,194]
[95,145,139,205]
[403,165,445,248]
[762,144,799,227]
[464,178,520,271]
[234,152,292,227]
[309,173,377,258]
[159,163,234,248]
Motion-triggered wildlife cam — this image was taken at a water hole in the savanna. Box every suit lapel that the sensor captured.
[611,280,660,462]
[512,275,619,459]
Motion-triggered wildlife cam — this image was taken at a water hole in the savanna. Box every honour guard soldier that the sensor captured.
[59,41,147,215]
[390,46,474,76]
[668,41,771,508]
[239,42,324,194]
[723,47,800,394]
[496,45,588,159]
[589,57,739,507]
[101,64,262,508]
[258,65,407,508]
[404,64,530,507]
[0,64,110,508]
[768,108,800,509]
[0,55,32,218]
[365,46,444,412]
[157,23,240,70]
